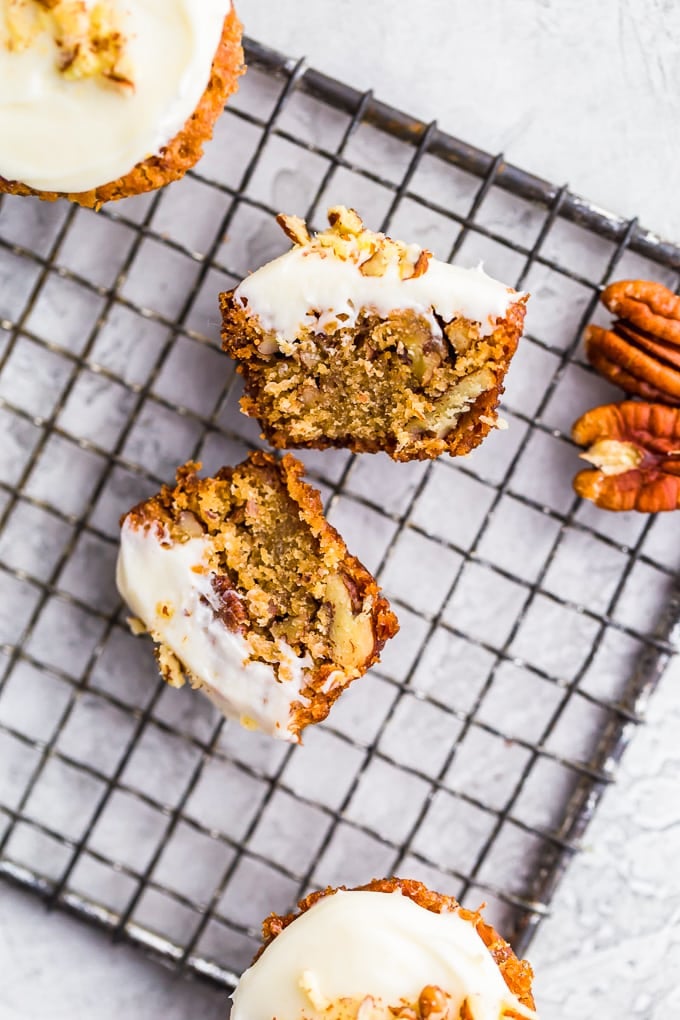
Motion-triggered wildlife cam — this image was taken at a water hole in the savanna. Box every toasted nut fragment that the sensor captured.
[5,0,41,49]
[410,249,432,279]
[418,986,451,1020]
[256,334,279,356]
[359,248,391,277]
[274,206,431,288]
[328,205,364,235]
[211,575,249,633]
[399,318,446,385]
[416,367,495,440]
[444,319,478,355]
[325,571,375,670]
[18,0,135,89]
[299,971,328,1011]
[356,997,383,1020]
[176,509,204,538]
[276,213,311,246]
[155,643,185,688]
[572,401,680,512]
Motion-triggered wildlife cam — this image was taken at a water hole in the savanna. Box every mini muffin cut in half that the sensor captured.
[0,1,243,208]
[116,453,398,742]
[231,878,538,1020]
[220,208,528,462]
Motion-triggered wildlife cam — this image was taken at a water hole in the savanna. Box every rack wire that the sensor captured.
[0,36,679,990]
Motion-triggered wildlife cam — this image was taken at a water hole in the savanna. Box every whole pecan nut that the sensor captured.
[584,279,680,405]
[572,401,680,512]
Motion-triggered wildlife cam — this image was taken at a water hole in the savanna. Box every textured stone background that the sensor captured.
[243,0,680,241]
[1,2,679,1017]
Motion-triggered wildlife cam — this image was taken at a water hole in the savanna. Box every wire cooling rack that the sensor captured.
[0,36,679,989]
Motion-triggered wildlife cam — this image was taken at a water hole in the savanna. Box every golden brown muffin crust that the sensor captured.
[259,877,536,1014]
[0,6,244,209]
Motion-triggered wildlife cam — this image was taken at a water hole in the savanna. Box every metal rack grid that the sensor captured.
[0,36,679,989]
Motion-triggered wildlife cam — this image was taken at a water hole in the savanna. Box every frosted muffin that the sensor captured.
[220,208,527,462]
[0,0,243,208]
[116,453,398,742]
[232,878,538,1020]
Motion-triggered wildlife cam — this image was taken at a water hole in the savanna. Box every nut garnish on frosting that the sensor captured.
[276,207,432,281]
[3,0,133,90]
[298,976,483,1020]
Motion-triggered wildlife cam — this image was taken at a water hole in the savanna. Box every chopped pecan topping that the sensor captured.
[418,986,451,1020]
[4,0,133,91]
[276,213,311,246]
[359,247,391,277]
[584,279,680,405]
[458,1000,474,1020]
[275,206,433,282]
[572,401,680,512]
[327,205,364,236]
[405,249,432,280]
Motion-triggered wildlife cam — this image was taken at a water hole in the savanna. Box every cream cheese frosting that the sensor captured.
[235,248,519,342]
[0,0,231,192]
[231,890,537,1020]
[115,519,312,741]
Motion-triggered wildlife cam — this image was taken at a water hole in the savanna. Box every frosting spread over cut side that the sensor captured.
[115,519,312,741]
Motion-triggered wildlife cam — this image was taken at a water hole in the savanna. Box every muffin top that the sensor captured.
[231,889,537,1020]
[0,0,230,192]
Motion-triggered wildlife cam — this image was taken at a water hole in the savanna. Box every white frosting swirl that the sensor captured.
[231,890,538,1020]
[115,520,312,742]
[0,0,231,192]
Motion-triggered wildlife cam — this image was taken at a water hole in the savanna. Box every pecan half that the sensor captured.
[274,206,432,281]
[572,401,680,512]
[585,279,680,405]
[602,279,680,342]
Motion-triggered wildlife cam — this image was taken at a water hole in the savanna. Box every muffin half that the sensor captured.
[116,453,398,742]
[221,207,527,462]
